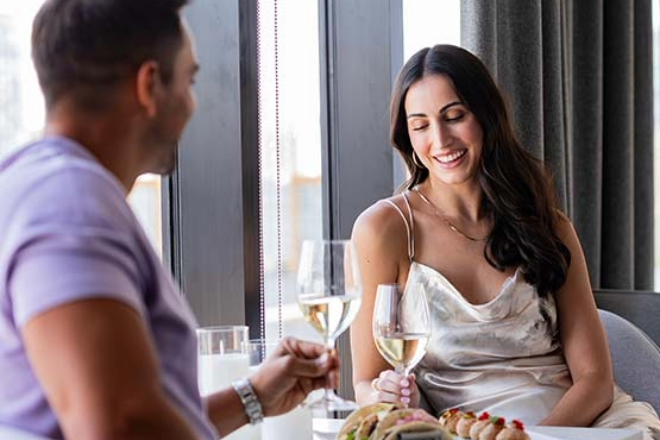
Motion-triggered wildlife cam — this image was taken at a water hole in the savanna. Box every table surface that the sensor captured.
[312,419,643,440]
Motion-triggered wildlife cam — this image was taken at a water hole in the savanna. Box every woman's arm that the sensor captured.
[350,199,421,407]
[539,216,614,426]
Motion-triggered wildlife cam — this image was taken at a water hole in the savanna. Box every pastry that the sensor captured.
[495,419,531,440]
[469,412,491,440]
[455,411,477,438]
[477,416,506,440]
[438,407,464,434]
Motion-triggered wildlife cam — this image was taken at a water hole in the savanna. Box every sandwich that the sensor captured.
[338,403,403,440]
[370,408,453,440]
[338,404,453,440]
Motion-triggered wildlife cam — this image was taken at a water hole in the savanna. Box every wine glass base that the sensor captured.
[304,390,359,412]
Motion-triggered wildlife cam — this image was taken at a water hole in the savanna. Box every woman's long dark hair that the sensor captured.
[390,45,571,298]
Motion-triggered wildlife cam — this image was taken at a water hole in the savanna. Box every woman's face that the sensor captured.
[404,73,484,187]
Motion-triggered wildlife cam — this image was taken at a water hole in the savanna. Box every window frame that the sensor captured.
[169,0,261,331]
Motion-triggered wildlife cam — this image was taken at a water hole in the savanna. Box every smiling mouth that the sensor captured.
[435,149,467,164]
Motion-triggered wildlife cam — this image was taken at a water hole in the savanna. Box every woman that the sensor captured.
[350,44,660,438]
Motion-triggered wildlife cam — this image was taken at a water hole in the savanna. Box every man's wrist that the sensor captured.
[231,378,264,425]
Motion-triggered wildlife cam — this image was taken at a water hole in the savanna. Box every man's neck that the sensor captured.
[45,108,142,193]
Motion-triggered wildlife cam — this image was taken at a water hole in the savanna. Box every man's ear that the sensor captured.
[135,60,161,118]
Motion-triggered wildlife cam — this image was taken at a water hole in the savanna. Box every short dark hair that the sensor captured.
[390,45,571,298]
[32,0,190,111]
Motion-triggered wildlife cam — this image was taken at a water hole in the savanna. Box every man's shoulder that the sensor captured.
[3,137,118,188]
[0,138,132,230]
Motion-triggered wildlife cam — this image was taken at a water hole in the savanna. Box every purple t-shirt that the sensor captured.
[0,137,217,439]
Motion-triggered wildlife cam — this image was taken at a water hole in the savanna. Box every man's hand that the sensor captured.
[249,337,340,417]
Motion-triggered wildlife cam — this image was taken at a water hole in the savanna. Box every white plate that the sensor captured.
[313,419,343,440]
[313,419,643,440]
[527,426,643,440]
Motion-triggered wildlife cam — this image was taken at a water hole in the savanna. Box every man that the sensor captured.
[0,0,339,438]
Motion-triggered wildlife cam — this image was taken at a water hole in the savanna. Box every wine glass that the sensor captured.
[373,283,430,388]
[296,239,362,411]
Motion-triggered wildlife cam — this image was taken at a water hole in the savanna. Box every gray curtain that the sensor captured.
[461,0,654,290]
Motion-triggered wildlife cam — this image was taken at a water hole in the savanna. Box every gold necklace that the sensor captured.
[413,187,488,242]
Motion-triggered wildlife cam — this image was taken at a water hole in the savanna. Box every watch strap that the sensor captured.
[231,378,264,425]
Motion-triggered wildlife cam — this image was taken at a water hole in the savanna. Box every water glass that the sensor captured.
[245,339,279,373]
[197,325,249,397]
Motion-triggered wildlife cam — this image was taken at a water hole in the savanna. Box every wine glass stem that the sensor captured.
[324,337,336,398]
[325,337,335,350]
[396,366,410,408]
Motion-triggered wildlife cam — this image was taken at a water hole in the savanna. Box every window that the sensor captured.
[0,0,43,158]
[128,174,163,258]
[257,0,324,343]
[0,1,163,255]
[403,0,461,61]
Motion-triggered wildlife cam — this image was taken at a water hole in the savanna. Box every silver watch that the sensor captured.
[232,378,264,425]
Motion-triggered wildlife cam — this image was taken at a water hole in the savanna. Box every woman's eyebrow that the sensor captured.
[439,101,464,114]
[407,101,464,119]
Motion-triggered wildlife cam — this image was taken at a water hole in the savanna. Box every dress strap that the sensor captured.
[383,192,415,261]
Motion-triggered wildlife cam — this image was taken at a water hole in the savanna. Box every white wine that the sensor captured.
[374,333,429,372]
[298,295,362,341]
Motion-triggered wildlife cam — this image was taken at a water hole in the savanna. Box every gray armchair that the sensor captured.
[596,289,660,413]
[595,289,660,345]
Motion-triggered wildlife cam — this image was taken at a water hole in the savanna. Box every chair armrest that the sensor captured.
[594,289,660,346]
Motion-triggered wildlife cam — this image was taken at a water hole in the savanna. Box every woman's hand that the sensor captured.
[371,370,420,408]
[249,337,340,417]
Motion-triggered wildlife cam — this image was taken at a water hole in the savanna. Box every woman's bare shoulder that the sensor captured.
[352,195,411,278]
[353,195,410,238]
[352,194,412,254]
[553,210,579,245]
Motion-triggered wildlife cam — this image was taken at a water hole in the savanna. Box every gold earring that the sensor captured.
[412,151,424,169]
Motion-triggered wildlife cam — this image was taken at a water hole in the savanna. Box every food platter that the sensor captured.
[312,419,643,440]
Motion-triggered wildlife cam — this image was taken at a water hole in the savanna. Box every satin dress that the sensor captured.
[384,193,660,440]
